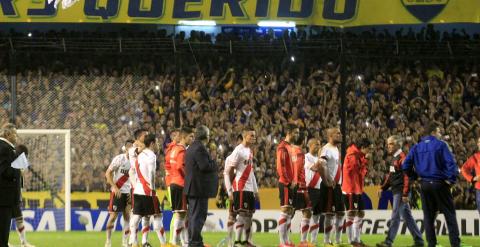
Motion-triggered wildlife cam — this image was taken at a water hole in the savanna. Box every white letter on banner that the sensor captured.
[93,211,110,231]
[47,0,80,9]
[21,210,35,231]
[37,211,57,231]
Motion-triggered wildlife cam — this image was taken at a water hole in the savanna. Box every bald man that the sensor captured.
[318,128,345,247]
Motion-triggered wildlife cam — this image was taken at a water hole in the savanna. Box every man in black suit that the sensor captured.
[0,123,21,247]
[184,125,218,247]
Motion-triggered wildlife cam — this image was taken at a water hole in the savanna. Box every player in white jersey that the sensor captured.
[302,138,325,246]
[221,134,243,247]
[127,129,154,246]
[223,154,236,247]
[224,128,258,247]
[105,139,134,247]
[128,133,167,247]
[319,128,345,246]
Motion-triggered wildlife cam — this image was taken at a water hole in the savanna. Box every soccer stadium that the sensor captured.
[1,1,480,247]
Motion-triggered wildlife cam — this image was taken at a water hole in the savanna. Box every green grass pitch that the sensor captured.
[7,232,478,247]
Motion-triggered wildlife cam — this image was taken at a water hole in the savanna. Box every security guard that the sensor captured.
[402,123,460,247]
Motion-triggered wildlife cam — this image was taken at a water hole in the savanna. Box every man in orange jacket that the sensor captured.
[461,136,480,216]
[342,138,371,247]
[169,127,194,246]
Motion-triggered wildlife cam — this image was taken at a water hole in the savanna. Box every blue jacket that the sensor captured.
[402,136,458,184]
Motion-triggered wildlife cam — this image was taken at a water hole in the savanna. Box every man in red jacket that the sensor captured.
[290,141,311,247]
[276,124,300,247]
[342,138,371,247]
[461,137,480,216]
[164,128,180,244]
[169,127,194,246]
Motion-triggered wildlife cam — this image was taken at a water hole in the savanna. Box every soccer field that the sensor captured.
[7,232,478,247]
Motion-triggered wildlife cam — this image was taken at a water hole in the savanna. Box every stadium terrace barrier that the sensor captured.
[21,187,394,210]
[0,0,478,26]
[20,187,385,210]
[3,37,480,59]
[10,209,480,236]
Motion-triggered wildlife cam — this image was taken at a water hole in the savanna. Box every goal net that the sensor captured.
[16,129,71,232]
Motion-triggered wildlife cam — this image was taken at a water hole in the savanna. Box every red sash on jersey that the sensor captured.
[115,175,129,189]
[308,172,321,188]
[135,159,152,196]
[232,163,252,192]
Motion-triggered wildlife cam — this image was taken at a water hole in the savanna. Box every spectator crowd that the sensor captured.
[0,26,479,210]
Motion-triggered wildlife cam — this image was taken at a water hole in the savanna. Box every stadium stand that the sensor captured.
[0,26,479,210]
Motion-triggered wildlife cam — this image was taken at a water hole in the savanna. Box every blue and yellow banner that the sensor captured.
[23,186,387,210]
[0,0,479,26]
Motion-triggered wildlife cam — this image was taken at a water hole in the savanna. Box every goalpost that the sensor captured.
[17,129,71,231]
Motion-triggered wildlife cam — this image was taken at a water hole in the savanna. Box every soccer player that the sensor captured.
[165,129,180,243]
[11,144,35,247]
[165,129,180,192]
[304,138,325,246]
[129,134,167,247]
[127,129,152,246]
[290,139,311,247]
[342,138,371,246]
[319,127,345,247]
[276,124,300,247]
[169,127,194,246]
[105,139,134,247]
[222,134,244,247]
[224,128,259,247]
[377,135,423,247]
[461,136,480,216]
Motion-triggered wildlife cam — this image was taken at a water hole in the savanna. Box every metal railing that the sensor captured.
[2,36,480,58]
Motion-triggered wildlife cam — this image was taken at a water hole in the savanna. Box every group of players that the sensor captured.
[216,123,371,247]
[221,124,372,247]
[104,124,373,247]
[104,127,195,247]
[273,125,372,247]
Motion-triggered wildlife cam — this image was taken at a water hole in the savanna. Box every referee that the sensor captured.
[402,123,460,247]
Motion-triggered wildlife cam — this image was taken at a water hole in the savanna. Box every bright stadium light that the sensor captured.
[178,20,217,26]
[290,56,295,62]
[28,32,32,37]
[257,21,296,27]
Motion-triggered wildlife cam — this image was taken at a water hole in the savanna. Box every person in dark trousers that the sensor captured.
[0,123,21,247]
[377,135,424,247]
[11,144,35,247]
[184,125,218,247]
[402,123,461,247]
